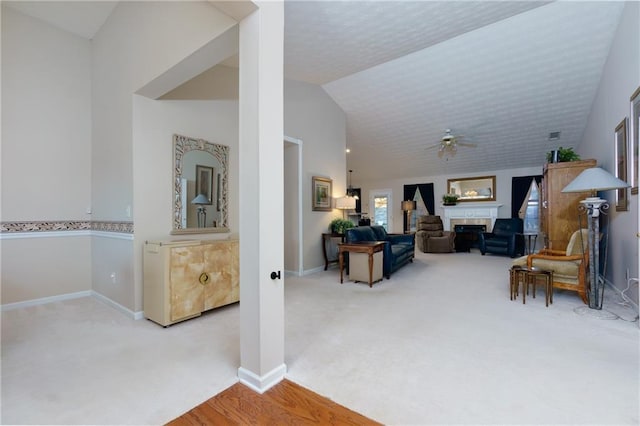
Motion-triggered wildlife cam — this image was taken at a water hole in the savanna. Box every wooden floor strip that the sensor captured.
[167,379,382,425]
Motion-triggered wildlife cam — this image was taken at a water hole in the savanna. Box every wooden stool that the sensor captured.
[525,267,553,307]
[509,265,528,301]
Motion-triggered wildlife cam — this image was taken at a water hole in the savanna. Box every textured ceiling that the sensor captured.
[285,1,625,181]
[6,1,626,183]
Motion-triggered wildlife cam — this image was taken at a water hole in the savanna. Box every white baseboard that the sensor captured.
[91,291,144,320]
[302,265,325,276]
[1,290,143,320]
[238,363,287,394]
[1,290,92,311]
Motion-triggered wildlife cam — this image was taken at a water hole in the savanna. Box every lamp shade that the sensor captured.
[401,200,417,211]
[191,194,209,204]
[335,196,356,210]
[562,167,630,194]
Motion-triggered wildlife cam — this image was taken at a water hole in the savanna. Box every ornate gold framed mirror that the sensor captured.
[171,134,229,234]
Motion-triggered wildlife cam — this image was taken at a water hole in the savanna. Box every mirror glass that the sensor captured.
[172,134,229,234]
[447,175,496,202]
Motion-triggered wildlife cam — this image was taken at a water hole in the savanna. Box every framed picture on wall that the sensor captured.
[195,165,214,205]
[312,176,332,211]
[614,118,628,211]
[630,87,640,195]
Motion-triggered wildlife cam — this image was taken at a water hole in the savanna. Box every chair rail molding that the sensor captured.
[442,203,503,231]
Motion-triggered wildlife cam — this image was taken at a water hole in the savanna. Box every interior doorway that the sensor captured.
[369,189,393,232]
[284,136,303,275]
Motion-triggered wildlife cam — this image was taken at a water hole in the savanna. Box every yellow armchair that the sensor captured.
[514,229,589,303]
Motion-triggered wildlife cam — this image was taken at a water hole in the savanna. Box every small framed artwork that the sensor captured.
[614,118,628,211]
[195,165,214,205]
[312,176,332,211]
[630,87,640,195]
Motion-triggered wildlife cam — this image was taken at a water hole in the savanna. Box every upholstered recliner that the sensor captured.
[478,218,524,258]
[415,215,455,253]
[512,229,589,303]
[345,225,415,278]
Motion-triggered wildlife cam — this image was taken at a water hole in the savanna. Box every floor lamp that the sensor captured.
[402,200,416,233]
[562,167,630,311]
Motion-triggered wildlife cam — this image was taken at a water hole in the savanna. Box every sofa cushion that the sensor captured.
[371,225,388,241]
[347,227,378,242]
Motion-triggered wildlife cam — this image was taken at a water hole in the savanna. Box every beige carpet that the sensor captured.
[1,249,638,424]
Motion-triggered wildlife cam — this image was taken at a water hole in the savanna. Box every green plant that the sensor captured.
[442,193,459,204]
[547,146,581,162]
[329,218,355,234]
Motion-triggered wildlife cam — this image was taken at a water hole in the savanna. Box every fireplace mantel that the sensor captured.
[441,203,503,231]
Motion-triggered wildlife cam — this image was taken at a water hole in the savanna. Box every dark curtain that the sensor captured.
[511,175,542,218]
[353,188,362,213]
[403,183,435,230]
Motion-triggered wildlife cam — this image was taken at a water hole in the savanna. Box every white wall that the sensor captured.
[579,1,639,304]
[91,2,237,311]
[1,6,92,303]
[284,79,347,272]
[357,166,544,233]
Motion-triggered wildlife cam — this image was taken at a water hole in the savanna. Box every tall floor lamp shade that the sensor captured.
[402,200,417,233]
[562,167,630,310]
[335,196,356,219]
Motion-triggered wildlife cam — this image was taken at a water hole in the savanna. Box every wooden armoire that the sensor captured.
[540,159,597,250]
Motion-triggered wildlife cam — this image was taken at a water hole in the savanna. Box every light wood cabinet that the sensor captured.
[143,239,239,326]
[541,159,596,250]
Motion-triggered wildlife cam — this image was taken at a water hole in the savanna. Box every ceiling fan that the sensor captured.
[426,129,477,156]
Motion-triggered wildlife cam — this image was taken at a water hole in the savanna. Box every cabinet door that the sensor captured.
[202,241,240,310]
[545,160,596,250]
[169,246,204,322]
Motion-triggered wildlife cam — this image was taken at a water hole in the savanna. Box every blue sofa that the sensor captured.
[345,225,415,278]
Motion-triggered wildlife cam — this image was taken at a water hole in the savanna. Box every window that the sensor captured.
[523,180,540,233]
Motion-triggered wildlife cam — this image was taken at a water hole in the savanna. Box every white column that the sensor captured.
[237,1,286,393]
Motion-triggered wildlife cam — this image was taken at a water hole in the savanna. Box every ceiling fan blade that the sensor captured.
[457,142,478,148]
[425,143,442,150]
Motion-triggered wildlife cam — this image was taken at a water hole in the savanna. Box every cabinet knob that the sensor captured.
[199,272,210,285]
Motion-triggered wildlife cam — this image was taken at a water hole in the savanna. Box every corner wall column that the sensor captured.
[237,1,286,393]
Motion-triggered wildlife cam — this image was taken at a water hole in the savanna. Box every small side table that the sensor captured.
[338,241,386,287]
[526,267,553,307]
[519,232,538,254]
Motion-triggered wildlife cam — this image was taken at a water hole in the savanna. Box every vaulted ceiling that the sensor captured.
[5,1,626,181]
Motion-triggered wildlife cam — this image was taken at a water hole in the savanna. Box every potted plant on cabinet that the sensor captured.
[546,146,581,163]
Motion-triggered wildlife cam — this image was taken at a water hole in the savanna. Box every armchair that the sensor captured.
[478,218,524,258]
[521,229,589,304]
[415,215,455,253]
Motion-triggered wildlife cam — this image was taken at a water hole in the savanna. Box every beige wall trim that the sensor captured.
[1,220,133,235]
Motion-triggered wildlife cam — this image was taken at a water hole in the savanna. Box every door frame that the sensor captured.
[284,135,303,275]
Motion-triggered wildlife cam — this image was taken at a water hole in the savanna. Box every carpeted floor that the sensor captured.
[1,249,638,424]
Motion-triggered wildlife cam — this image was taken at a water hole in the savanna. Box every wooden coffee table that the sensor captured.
[338,241,386,287]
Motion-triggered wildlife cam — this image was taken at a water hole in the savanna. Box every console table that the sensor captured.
[322,233,344,270]
[338,241,385,287]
